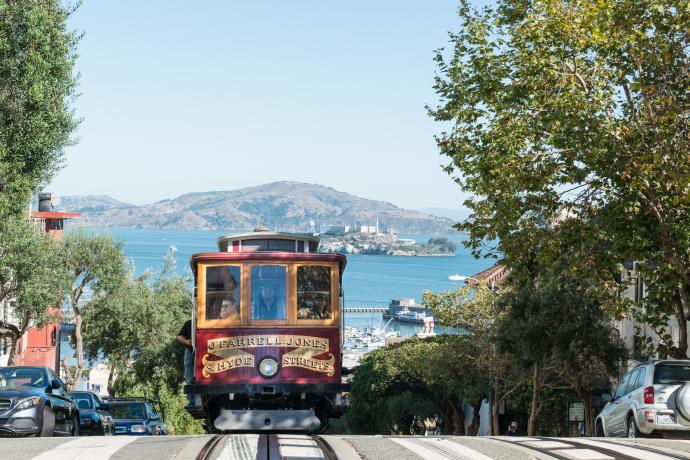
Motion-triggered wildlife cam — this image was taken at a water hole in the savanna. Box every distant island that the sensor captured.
[319,227,457,256]
[55,181,459,234]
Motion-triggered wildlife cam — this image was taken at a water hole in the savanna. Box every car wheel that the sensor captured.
[39,406,55,437]
[627,415,642,438]
[595,420,605,437]
[70,415,80,436]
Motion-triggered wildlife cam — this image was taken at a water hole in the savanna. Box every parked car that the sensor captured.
[105,398,167,435]
[69,391,114,436]
[596,360,690,438]
[0,366,79,437]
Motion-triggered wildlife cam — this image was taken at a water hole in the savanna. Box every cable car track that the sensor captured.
[195,433,337,460]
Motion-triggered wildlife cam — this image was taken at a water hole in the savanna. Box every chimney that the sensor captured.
[38,193,53,212]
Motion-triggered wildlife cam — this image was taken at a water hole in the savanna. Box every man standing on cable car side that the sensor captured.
[176,319,194,405]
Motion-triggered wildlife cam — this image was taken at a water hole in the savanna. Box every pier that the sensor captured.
[343,306,388,313]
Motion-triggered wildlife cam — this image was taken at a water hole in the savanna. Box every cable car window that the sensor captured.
[251,265,287,320]
[241,239,295,252]
[297,266,331,320]
[206,266,241,321]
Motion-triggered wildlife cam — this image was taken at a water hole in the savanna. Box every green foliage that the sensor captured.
[0,216,70,363]
[0,0,80,217]
[509,386,575,437]
[83,249,198,434]
[112,368,204,436]
[344,335,486,435]
[62,229,126,388]
[430,0,690,356]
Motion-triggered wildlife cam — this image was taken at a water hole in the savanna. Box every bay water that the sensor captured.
[91,228,493,337]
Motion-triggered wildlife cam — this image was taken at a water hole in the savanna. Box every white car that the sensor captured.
[596,360,690,438]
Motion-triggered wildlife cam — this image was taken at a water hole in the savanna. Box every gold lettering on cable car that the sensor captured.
[202,334,335,377]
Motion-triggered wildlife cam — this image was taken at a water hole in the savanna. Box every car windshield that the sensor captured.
[0,367,45,388]
[109,403,146,419]
[71,393,94,410]
[654,364,690,384]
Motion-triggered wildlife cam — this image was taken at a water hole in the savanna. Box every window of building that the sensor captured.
[297,266,331,320]
[251,265,286,320]
[205,266,241,321]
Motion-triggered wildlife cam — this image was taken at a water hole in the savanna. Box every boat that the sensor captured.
[394,308,429,324]
[448,274,465,281]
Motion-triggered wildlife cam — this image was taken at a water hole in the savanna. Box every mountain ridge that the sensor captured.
[55,181,456,234]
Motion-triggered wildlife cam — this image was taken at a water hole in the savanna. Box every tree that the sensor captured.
[0,0,80,217]
[430,0,690,356]
[62,229,125,389]
[345,335,486,435]
[82,249,201,434]
[0,216,69,364]
[423,283,525,435]
[495,264,627,436]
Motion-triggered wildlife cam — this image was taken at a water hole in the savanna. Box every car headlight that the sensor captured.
[258,357,279,378]
[130,424,148,433]
[14,396,41,411]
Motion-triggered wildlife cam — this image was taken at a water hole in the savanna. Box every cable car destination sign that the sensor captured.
[201,334,336,377]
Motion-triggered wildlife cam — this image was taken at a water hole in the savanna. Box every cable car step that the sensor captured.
[214,409,321,431]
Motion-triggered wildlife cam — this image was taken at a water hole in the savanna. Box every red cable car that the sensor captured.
[185,227,347,432]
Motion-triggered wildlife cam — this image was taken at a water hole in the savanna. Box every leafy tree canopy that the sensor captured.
[0,0,80,216]
[431,0,690,355]
[0,215,69,364]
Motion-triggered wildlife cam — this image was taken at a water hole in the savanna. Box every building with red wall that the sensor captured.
[11,193,79,371]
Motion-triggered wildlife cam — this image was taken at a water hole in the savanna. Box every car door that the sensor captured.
[609,371,635,436]
[95,394,113,435]
[46,368,74,434]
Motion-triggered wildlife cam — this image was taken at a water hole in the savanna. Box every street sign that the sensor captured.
[568,402,584,422]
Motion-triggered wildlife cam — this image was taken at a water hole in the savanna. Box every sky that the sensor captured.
[48,1,488,211]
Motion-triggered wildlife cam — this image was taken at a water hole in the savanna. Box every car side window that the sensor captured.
[634,368,647,390]
[625,369,640,394]
[46,368,61,388]
[614,373,630,399]
[145,402,156,419]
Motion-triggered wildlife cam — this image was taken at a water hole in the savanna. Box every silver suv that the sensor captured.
[596,360,690,438]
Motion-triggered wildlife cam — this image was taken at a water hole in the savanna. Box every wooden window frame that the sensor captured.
[196,263,244,329]
[292,262,339,327]
[196,261,341,328]
[248,263,290,326]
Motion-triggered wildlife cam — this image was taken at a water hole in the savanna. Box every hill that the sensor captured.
[56,182,455,234]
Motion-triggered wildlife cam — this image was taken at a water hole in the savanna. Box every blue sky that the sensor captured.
[48,1,488,210]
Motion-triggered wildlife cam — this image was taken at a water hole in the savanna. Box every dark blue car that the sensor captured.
[106,398,167,435]
[69,391,114,436]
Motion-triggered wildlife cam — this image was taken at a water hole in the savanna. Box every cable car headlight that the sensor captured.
[258,357,279,378]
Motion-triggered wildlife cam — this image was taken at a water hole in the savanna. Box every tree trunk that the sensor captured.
[528,362,542,436]
[449,402,465,435]
[107,363,117,397]
[467,401,482,436]
[72,314,84,390]
[492,394,500,435]
[672,290,689,358]
[6,335,18,366]
[0,322,21,367]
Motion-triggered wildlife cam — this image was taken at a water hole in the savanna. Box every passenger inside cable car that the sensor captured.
[251,265,286,320]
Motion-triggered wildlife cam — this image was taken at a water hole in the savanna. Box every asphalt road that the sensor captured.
[2,434,690,460]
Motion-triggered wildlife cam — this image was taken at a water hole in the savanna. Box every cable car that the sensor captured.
[185,227,347,432]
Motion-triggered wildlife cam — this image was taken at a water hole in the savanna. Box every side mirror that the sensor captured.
[99,403,110,411]
[150,413,160,421]
[51,379,61,390]
[602,393,613,403]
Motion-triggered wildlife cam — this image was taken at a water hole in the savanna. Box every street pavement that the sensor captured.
[2,434,690,459]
